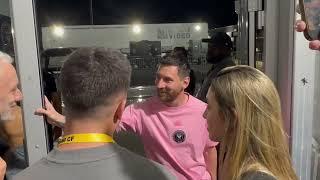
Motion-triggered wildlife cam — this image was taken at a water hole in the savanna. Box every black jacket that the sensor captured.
[196,56,235,102]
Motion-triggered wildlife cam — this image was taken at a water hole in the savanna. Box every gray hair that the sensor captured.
[0,51,13,64]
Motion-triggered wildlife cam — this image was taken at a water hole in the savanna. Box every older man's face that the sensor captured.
[0,62,22,120]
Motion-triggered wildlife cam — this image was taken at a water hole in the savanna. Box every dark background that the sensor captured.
[36,0,237,28]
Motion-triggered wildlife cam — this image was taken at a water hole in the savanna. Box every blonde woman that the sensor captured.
[203,66,297,180]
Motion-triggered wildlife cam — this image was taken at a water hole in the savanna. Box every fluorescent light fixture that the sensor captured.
[52,25,64,37]
[132,24,141,34]
[194,25,201,31]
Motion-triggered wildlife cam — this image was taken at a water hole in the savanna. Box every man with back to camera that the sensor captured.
[13,48,175,180]
[36,53,218,180]
[196,32,235,102]
[0,51,24,180]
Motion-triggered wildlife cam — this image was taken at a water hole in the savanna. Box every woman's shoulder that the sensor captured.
[241,171,276,180]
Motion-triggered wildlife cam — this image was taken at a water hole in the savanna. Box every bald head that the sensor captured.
[0,51,13,75]
[0,51,13,64]
[0,61,15,83]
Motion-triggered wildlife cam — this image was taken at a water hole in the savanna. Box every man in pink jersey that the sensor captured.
[36,54,217,180]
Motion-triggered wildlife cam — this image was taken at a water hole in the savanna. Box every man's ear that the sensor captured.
[113,99,126,124]
[182,76,190,89]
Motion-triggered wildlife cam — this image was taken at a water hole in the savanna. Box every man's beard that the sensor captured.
[157,87,183,103]
[0,104,15,121]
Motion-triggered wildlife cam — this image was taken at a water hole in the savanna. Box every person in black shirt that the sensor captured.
[196,32,235,102]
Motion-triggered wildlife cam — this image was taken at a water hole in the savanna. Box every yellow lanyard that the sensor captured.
[58,133,115,146]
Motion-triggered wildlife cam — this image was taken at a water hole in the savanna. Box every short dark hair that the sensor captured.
[158,54,191,78]
[173,47,188,58]
[60,48,131,117]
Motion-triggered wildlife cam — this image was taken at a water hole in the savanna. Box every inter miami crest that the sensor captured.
[173,130,186,143]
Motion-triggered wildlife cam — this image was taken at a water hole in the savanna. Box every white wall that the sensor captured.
[292,13,320,179]
[41,23,208,50]
[312,53,320,143]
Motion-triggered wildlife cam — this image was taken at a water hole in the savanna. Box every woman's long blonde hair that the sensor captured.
[209,66,297,180]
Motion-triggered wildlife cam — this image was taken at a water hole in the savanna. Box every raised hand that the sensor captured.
[295,20,320,50]
[34,96,66,128]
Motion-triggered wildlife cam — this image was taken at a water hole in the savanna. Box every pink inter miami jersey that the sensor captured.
[119,95,216,180]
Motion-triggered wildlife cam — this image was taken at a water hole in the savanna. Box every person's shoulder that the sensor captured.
[241,171,276,180]
[222,56,236,66]
[189,95,207,107]
[114,146,176,180]
[12,158,47,180]
[116,146,176,180]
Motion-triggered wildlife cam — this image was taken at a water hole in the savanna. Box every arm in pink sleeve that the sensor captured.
[204,129,219,180]
[204,147,217,180]
[116,104,142,135]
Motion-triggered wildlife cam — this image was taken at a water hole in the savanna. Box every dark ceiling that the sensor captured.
[36,0,237,28]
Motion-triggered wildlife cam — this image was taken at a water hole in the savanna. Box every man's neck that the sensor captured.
[210,55,230,65]
[163,92,189,107]
[59,118,114,151]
